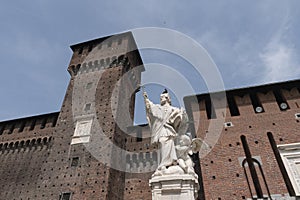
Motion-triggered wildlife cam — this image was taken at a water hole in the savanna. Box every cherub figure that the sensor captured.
[176,135,202,174]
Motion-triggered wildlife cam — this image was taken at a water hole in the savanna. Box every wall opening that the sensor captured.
[273,89,290,111]
[71,157,79,167]
[205,97,216,119]
[0,124,5,135]
[249,92,264,113]
[8,124,15,134]
[29,119,36,131]
[40,118,47,129]
[227,95,240,116]
[18,121,26,132]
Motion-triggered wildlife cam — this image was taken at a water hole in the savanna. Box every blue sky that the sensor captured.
[1,1,300,124]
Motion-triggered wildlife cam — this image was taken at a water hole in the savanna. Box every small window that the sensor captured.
[86,82,93,89]
[136,130,142,142]
[295,113,300,119]
[59,192,71,200]
[84,103,91,111]
[71,157,79,167]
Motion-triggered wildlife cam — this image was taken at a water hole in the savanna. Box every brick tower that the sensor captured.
[0,32,145,200]
[42,32,144,200]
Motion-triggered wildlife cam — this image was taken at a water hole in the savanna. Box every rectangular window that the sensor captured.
[84,103,91,111]
[71,157,79,167]
[59,192,71,200]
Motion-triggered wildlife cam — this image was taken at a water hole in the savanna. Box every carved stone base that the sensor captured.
[149,174,199,200]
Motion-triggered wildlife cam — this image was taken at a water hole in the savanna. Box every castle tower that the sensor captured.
[37,32,143,199]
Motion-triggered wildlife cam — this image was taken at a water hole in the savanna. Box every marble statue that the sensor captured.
[143,88,202,177]
[176,135,202,175]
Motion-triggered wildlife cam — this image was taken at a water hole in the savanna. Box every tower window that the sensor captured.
[86,82,93,89]
[71,157,79,167]
[84,103,91,111]
[59,192,71,200]
[137,129,142,142]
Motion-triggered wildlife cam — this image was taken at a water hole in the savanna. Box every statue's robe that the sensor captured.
[145,100,184,169]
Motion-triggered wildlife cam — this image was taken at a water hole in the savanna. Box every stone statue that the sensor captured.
[143,88,201,177]
[144,89,203,200]
[176,135,202,175]
[143,89,184,169]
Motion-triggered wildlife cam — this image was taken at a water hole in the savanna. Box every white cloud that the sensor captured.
[260,43,299,82]
[259,8,300,83]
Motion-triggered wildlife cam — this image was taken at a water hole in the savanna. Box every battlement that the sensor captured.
[67,32,143,79]
[0,112,59,135]
[184,79,300,120]
[0,112,59,146]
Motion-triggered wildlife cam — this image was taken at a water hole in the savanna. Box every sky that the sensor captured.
[0,1,300,124]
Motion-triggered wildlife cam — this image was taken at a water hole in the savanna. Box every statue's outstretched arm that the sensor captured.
[143,91,152,112]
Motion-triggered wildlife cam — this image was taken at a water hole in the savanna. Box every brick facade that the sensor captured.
[0,32,299,200]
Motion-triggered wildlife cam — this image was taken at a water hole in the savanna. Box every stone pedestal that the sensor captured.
[149,174,199,200]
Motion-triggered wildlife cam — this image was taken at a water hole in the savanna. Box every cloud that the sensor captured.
[260,42,299,82]
[259,7,300,83]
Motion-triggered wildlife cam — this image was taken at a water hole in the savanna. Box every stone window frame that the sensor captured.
[278,142,300,196]
[71,115,94,145]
